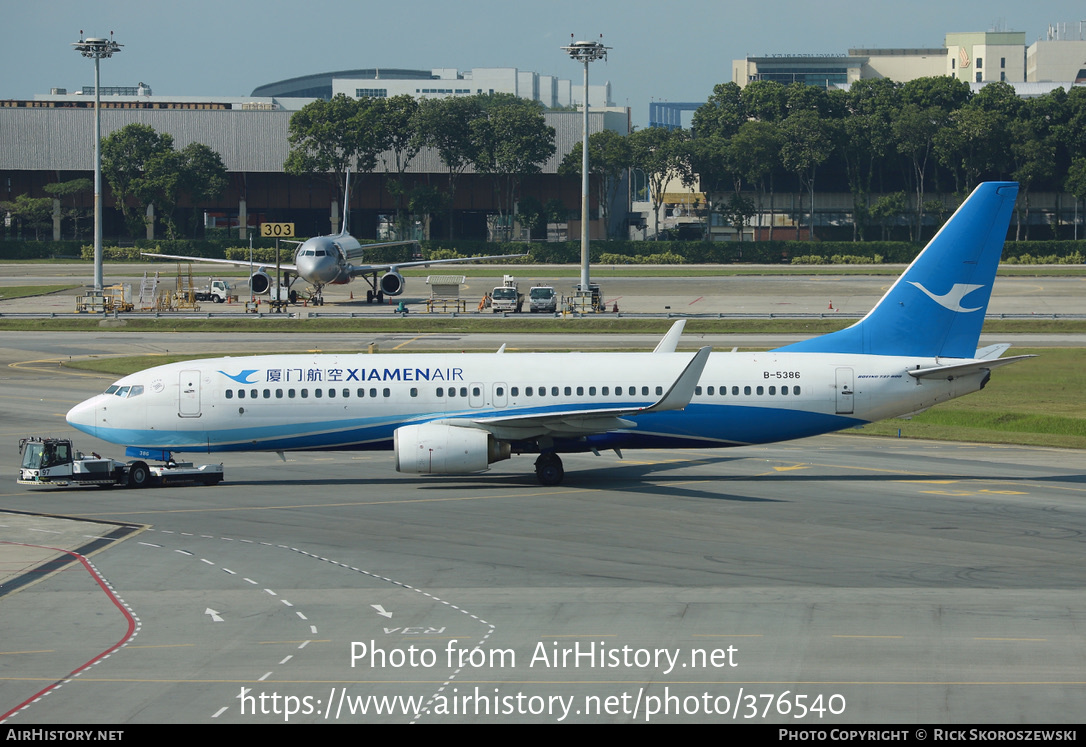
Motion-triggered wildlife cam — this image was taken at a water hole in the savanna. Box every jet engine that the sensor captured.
[394,423,510,475]
[379,271,405,296]
[249,269,273,295]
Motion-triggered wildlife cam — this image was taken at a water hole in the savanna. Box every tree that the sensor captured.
[284,94,387,209]
[1067,157,1086,238]
[741,80,788,122]
[0,194,53,240]
[179,142,228,238]
[731,120,783,240]
[558,129,631,239]
[779,109,836,240]
[682,134,732,240]
[843,79,899,240]
[516,196,545,239]
[379,95,421,237]
[894,104,945,241]
[628,127,689,239]
[471,96,555,239]
[869,191,907,240]
[100,123,181,237]
[101,123,228,239]
[412,95,485,238]
[42,178,92,240]
[692,82,745,139]
[544,198,569,240]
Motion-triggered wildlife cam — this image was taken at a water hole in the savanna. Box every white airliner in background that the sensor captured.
[70,182,1029,486]
[144,173,525,305]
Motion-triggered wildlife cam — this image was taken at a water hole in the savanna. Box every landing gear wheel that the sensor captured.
[534,453,564,486]
[377,291,384,303]
[366,290,374,303]
[127,461,150,489]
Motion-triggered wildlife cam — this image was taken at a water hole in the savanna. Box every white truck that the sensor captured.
[491,275,524,313]
[18,437,223,489]
[529,285,558,313]
[193,279,232,303]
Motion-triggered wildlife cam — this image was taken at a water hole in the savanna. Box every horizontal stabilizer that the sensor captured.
[908,354,1035,380]
[974,343,1011,360]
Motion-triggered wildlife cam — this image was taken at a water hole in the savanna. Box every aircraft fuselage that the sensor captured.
[66,350,983,456]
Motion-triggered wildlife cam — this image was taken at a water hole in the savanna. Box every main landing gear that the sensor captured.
[534,453,564,486]
[365,290,384,304]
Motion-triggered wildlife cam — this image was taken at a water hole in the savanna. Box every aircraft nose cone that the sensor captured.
[66,397,98,437]
[296,255,317,279]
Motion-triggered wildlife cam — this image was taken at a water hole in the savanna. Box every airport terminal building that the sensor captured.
[1,66,626,242]
[733,24,1086,91]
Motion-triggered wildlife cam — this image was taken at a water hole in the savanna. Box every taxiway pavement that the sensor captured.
[1,332,1083,724]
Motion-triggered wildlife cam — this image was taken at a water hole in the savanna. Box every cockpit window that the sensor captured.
[314,249,326,256]
[111,385,144,398]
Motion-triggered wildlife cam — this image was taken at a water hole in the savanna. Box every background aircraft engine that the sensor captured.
[394,423,510,475]
[249,270,272,295]
[379,271,405,296]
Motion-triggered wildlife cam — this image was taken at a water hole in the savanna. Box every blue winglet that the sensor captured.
[774,182,1018,358]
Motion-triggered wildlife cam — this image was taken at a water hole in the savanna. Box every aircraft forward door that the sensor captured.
[179,370,202,418]
[835,368,854,415]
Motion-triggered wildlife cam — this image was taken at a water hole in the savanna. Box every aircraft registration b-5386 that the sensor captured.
[69,182,1030,486]
[143,172,526,305]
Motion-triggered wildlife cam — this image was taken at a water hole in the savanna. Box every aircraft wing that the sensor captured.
[437,347,711,440]
[346,253,529,277]
[141,252,298,272]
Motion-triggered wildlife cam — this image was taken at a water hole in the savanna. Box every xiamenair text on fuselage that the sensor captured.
[71,182,1029,486]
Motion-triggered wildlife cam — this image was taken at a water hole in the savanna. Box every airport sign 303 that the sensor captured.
[260,223,295,237]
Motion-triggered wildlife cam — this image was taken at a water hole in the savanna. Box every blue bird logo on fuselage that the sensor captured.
[219,369,260,384]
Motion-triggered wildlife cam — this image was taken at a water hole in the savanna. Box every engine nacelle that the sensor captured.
[249,270,272,295]
[394,423,510,475]
[379,271,405,296]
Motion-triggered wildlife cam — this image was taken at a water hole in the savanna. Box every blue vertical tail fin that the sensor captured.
[774,182,1018,358]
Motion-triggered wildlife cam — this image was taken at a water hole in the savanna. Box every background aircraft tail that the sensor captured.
[774,181,1018,359]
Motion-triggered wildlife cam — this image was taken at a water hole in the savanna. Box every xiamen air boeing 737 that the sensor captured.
[68,182,1029,486]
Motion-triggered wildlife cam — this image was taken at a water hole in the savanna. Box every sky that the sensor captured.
[2,0,1085,127]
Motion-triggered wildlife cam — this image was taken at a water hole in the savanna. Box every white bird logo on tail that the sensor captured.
[907,282,985,313]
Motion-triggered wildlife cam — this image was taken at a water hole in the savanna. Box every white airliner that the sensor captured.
[144,173,525,305]
[70,182,1029,486]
